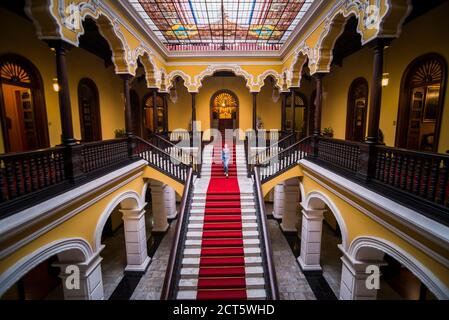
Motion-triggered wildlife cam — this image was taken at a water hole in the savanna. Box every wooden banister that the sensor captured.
[254,167,279,300]
[160,167,193,300]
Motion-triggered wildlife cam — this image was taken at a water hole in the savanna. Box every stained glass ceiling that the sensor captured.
[127,0,315,51]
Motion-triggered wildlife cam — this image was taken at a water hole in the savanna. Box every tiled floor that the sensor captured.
[131,222,176,300]
[101,225,127,299]
[267,219,316,300]
[321,223,343,297]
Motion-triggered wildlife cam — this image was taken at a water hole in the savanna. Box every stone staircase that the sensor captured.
[176,141,267,300]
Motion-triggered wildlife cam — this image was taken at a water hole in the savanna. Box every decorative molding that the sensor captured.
[346,236,449,299]
[300,160,449,270]
[0,161,147,260]
[302,190,349,250]
[93,190,145,252]
[0,238,94,296]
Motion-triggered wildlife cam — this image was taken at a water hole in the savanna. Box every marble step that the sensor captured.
[178,277,265,290]
[182,256,262,268]
[186,230,260,240]
[192,195,254,202]
[176,289,267,300]
[187,222,258,232]
[191,201,256,209]
[179,266,264,279]
[182,247,261,258]
[184,238,260,249]
[188,215,257,223]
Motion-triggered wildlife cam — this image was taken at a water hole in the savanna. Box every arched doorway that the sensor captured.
[285,91,308,137]
[210,89,239,132]
[130,89,142,137]
[396,53,447,152]
[0,54,49,152]
[308,90,316,136]
[345,77,368,142]
[143,92,165,134]
[78,78,101,142]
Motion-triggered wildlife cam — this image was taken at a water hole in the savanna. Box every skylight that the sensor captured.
[127,0,315,51]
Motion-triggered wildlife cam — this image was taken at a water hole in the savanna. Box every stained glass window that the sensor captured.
[127,0,315,51]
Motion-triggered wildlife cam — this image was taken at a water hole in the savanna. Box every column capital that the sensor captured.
[300,207,325,219]
[120,207,147,220]
[119,73,134,81]
[46,39,74,53]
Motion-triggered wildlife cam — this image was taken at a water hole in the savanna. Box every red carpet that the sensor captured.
[197,141,247,300]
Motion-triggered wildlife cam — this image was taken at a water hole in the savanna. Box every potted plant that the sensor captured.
[114,128,127,138]
[322,127,334,138]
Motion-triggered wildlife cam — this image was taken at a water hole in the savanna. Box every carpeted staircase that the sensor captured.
[177,136,266,300]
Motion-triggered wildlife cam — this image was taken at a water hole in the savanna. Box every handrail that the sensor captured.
[134,136,191,183]
[253,167,279,300]
[259,136,312,166]
[160,167,194,300]
[248,132,297,165]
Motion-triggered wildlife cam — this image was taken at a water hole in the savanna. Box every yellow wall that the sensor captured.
[168,76,282,136]
[320,2,449,153]
[168,78,192,131]
[0,8,125,152]
[257,79,282,130]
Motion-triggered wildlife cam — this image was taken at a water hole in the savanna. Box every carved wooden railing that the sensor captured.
[149,133,201,176]
[160,167,194,300]
[316,137,361,173]
[0,147,67,204]
[248,132,297,165]
[135,137,190,183]
[80,138,129,174]
[253,167,280,300]
[374,146,449,209]
[258,136,312,183]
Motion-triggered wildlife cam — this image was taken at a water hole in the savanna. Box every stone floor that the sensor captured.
[131,221,176,300]
[321,223,343,297]
[267,219,316,300]
[101,225,127,299]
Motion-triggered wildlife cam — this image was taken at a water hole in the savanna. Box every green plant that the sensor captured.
[323,127,334,137]
[114,128,127,138]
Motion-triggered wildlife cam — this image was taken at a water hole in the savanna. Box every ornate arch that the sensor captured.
[93,190,144,252]
[166,70,193,92]
[194,65,256,93]
[0,238,93,296]
[303,190,349,250]
[347,236,449,299]
[131,48,159,88]
[256,70,283,91]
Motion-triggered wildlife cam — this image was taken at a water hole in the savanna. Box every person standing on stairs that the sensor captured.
[221,143,230,178]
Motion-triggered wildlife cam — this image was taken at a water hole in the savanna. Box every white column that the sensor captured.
[150,180,170,232]
[121,206,151,272]
[272,183,285,219]
[297,208,325,271]
[339,248,385,300]
[280,179,300,232]
[56,254,104,300]
[164,185,177,219]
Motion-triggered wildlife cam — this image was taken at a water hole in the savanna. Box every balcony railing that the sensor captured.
[374,146,449,208]
[0,147,67,204]
[81,138,129,174]
[135,137,190,183]
[317,137,361,173]
[0,136,193,218]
